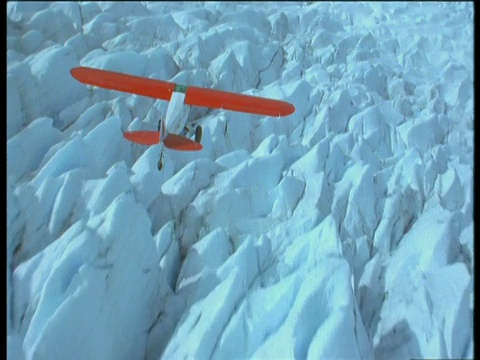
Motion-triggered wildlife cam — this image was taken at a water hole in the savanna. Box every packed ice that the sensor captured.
[7,2,473,360]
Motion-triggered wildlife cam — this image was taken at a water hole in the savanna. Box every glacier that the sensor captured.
[7,2,473,360]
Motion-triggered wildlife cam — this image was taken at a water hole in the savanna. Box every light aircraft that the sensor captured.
[70,66,295,170]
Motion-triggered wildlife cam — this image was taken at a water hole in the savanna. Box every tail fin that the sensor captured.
[164,134,203,151]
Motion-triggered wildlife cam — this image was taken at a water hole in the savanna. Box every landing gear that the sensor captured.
[156,122,202,172]
[157,149,164,171]
[183,124,203,143]
[195,125,203,143]
[158,119,165,171]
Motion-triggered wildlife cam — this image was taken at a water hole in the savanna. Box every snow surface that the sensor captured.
[7,2,473,360]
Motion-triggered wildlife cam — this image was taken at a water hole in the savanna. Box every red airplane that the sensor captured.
[70,66,295,169]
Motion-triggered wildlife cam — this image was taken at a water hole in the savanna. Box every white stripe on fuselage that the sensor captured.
[165,91,189,137]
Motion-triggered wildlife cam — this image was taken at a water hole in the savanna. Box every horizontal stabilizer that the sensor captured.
[164,134,203,151]
[123,131,160,145]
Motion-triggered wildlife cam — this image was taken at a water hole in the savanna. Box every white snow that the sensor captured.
[7,2,473,360]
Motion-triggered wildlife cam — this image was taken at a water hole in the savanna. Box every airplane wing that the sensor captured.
[71,67,175,101]
[185,84,295,117]
[70,67,295,117]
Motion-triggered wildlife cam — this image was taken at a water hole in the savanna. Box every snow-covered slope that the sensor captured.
[7,2,473,360]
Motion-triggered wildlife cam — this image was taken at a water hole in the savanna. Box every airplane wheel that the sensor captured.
[195,125,203,143]
[157,152,164,171]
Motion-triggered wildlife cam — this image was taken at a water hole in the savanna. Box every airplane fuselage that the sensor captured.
[164,91,189,138]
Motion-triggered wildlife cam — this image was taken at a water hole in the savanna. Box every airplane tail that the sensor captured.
[164,133,203,151]
[123,131,160,145]
[124,131,202,151]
